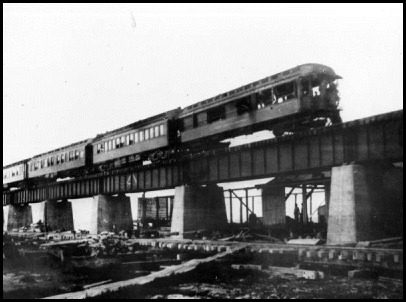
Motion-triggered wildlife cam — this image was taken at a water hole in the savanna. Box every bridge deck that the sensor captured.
[3,110,403,205]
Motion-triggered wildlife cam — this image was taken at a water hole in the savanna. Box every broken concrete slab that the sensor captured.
[230,263,324,280]
[266,266,325,280]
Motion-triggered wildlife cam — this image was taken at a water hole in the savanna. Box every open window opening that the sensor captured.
[274,81,296,103]
[256,88,275,108]
[236,96,253,114]
[207,105,226,124]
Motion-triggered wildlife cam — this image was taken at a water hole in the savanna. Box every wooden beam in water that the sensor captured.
[42,244,248,299]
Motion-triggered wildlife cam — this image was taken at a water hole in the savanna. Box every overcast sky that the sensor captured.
[3,3,403,166]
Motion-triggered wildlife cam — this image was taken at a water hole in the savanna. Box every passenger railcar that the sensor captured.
[92,108,181,170]
[178,63,342,143]
[3,160,28,188]
[3,64,343,186]
[27,139,93,180]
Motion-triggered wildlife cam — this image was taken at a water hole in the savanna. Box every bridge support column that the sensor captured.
[327,163,403,245]
[90,194,133,234]
[43,200,74,232]
[261,185,286,227]
[6,204,32,232]
[171,184,228,238]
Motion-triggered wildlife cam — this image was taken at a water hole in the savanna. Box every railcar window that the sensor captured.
[61,153,65,163]
[193,114,198,128]
[80,151,84,158]
[150,128,154,139]
[104,142,108,152]
[140,131,144,142]
[274,81,295,103]
[256,88,275,107]
[57,155,60,165]
[51,157,55,166]
[155,126,160,137]
[108,140,112,151]
[134,132,138,143]
[236,96,253,114]
[129,133,134,145]
[75,150,80,160]
[183,116,193,130]
[207,106,226,124]
[112,140,116,150]
[126,135,130,146]
[120,136,125,147]
[145,129,149,140]
[116,138,120,149]
[160,125,164,136]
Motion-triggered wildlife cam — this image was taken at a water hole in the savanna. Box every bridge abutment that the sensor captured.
[327,163,403,245]
[43,199,74,232]
[171,184,228,238]
[6,203,32,232]
[90,194,133,234]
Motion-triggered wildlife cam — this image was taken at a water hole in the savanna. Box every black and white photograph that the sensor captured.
[3,3,403,299]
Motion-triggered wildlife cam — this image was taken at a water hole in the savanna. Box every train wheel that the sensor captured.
[331,112,342,124]
[273,126,285,137]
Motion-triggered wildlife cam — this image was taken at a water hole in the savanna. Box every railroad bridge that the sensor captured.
[3,110,403,244]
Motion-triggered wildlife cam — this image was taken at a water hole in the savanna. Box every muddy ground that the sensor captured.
[87,263,403,299]
[3,249,403,299]
[6,259,401,299]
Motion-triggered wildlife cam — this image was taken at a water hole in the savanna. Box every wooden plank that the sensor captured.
[286,239,321,245]
[43,244,247,299]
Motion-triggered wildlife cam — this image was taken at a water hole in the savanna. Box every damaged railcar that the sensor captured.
[178,63,342,143]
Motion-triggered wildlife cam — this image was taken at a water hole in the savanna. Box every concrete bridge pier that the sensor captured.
[171,184,228,238]
[6,203,32,232]
[327,163,403,245]
[90,193,133,234]
[43,199,74,232]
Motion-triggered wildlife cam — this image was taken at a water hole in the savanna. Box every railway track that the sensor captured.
[131,238,403,271]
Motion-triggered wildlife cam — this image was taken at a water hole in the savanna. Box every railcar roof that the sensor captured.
[179,63,341,118]
[30,138,94,160]
[3,159,30,169]
[93,108,181,142]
